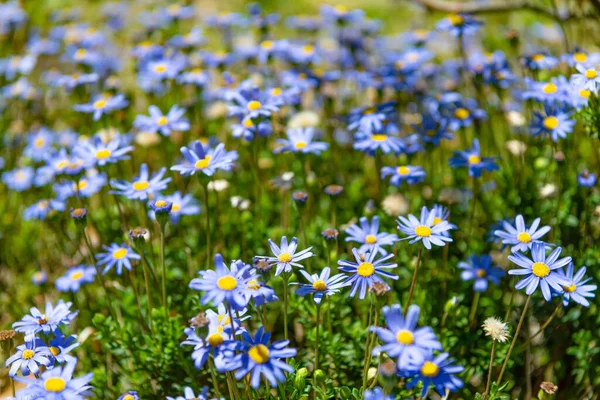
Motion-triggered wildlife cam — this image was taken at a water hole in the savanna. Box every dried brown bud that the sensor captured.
[371,282,390,297]
[540,382,558,395]
[379,359,397,377]
[189,312,209,328]
[0,330,15,341]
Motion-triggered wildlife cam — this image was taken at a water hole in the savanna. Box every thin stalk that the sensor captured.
[208,357,223,398]
[497,294,532,384]
[468,291,481,327]
[315,303,322,373]
[282,273,290,340]
[362,296,375,389]
[405,247,423,313]
[139,250,154,332]
[160,223,168,317]
[518,302,561,352]
[129,267,149,333]
[202,182,211,270]
[483,341,496,399]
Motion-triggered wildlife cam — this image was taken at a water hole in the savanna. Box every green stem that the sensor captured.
[203,182,211,270]
[405,247,423,313]
[497,294,532,384]
[283,273,289,340]
[139,250,154,332]
[483,341,496,399]
[468,291,481,327]
[518,302,561,352]
[208,357,223,398]
[160,223,168,317]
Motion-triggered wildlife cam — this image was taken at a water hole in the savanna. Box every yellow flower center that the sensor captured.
[35,138,45,148]
[476,269,487,278]
[433,217,442,225]
[532,262,550,278]
[517,232,531,243]
[574,52,588,63]
[312,280,327,291]
[271,87,282,96]
[217,314,231,326]
[133,181,149,191]
[449,14,464,26]
[93,99,107,109]
[468,155,481,165]
[357,262,375,277]
[95,149,111,159]
[248,280,261,290]
[295,141,307,150]
[371,134,388,142]
[421,361,440,377]
[217,275,237,291]
[113,248,127,259]
[154,64,167,73]
[532,54,545,62]
[580,89,591,98]
[415,225,432,237]
[172,204,181,212]
[278,252,292,263]
[365,234,377,244]
[335,5,348,13]
[74,49,86,59]
[44,377,66,393]
[303,45,314,54]
[455,108,470,120]
[122,395,134,400]
[249,344,270,364]
[195,156,211,169]
[56,160,70,170]
[243,119,254,128]
[585,69,598,79]
[155,200,167,208]
[207,333,224,347]
[76,180,88,190]
[157,116,168,126]
[563,283,576,293]
[542,83,557,94]
[71,271,84,280]
[396,330,414,345]
[247,100,262,111]
[50,346,60,356]
[37,315,48,325]
[22,349,35,360]
[261,40,274,49]
[543,116,559,130]
[397,166,410,175]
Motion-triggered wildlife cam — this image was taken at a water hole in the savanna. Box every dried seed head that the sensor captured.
[540,381,558,394]
[482,317,510,343]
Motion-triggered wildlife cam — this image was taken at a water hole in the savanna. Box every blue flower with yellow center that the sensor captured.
[55,265,96,293]
[381,165,426,186]
[493,214,551,253]
[293,267,348,304]
[337,246,398,299]
[554,263,597,307]
[262,236,314,276]
[458,255,504,292]
[397,206,453,249]
[448,139,498,178]
[189,254,251,310]
[402,351,464,397]
[231,326,297,388]
[371,304,442,369]
[110,163,171,201]
[96,243,140,275]
[508,242,572,301]
[344,216,399,255]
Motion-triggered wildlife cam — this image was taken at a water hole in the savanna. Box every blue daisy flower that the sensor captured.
[231,326,297,388]
[371,304,442,369]
[530,105,575,142]
[293,267,348,304]
[171,141,237,177]
[16,359,93,400]
[48,328,79,365]
[23,199,65,221]
[380,165,426,186]
[74,134,134,167]
[273,127,329,155]
[347,103,395,134]
[458,255,505,292]
[110,163,171,201]
[397,206,453,249]
[149,191,200,224]
[508,242,572,301]
[448,139,499,178]
[118,391,139,400]
[578,170,596,187]
[364,386,394,400]
[2,167,35,191]
[403,352,464,397]
[571,63,600,91]
[436,13,482,36]
[96,243,141,275]
[344,216,399,255]
[73,93,128,120]
[337,246,398,299]
[13,300,76,335]
[133,105,190,137]
[189,254,251,310]
[262,236,314,276]
[554,263,597,307]
[6,337,52,377]
[242,268,278,306]
[493,214,551,253]
[55,265,96,293]
[353,133,404,156]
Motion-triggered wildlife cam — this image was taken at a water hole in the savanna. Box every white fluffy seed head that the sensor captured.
[482,317,510,343]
